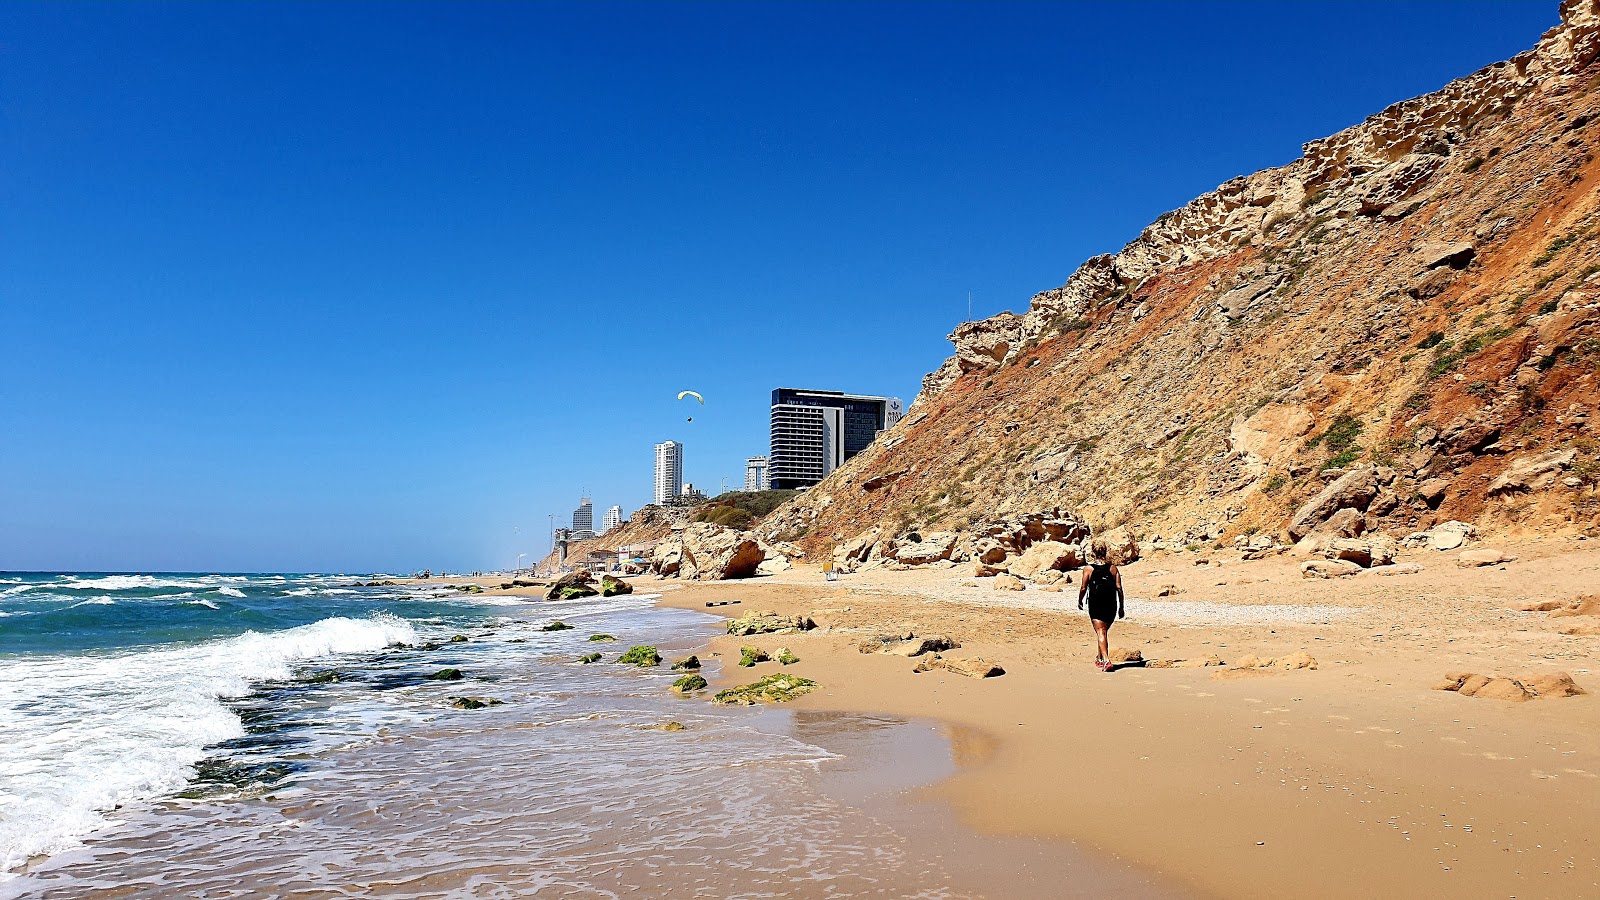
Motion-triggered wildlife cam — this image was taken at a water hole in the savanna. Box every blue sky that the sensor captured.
[0,1,1557,572]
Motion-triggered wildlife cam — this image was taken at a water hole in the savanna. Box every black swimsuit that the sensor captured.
[1085,563,1119,623]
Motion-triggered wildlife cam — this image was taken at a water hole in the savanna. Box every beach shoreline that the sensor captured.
[641,536,1600,900]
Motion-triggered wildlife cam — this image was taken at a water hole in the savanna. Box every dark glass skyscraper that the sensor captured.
[768,388,903,490]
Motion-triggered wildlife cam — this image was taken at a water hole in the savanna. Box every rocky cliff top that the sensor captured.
[764,0,1600,555]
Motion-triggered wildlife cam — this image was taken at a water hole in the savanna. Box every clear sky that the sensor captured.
[0,1,1558,573]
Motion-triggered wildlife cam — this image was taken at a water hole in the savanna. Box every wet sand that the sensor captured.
[654,537,1600,899]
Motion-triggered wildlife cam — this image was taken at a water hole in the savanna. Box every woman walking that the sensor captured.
[1078,537,1125,672]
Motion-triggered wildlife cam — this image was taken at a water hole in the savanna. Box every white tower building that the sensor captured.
[653,441,683,506]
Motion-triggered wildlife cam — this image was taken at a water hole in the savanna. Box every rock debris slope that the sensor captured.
[766,0,1600,556]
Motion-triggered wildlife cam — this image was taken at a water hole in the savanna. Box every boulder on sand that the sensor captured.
[892,532,959,566]
[546,572,599,601]
[1457,548,1515,567]
[679,523,768,580]
[1007,541,1083,579]
[1435,671,1584,701]
[599,575,633,596]
[1100,526,1140,565]
[1324,536,1397,568]
[913,655,1006,677]
[1548,594,1600,618]
[993,573,1026,591]
[1288,465,1378,542]
[726,611,816,636]
[1301,559,1363,579]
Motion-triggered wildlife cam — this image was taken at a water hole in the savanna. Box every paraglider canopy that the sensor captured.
[677,390,704,403]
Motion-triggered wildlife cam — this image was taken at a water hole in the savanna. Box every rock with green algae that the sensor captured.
[450,696,503,709]
[738,646,770,667]
[587,633,617,642]
[658,721,686,732]
[426,668,464,681]
[541,621,575,632]
[600,574,634,597]
[726,611,816,637]
[776,648,799,665]
[579,652,603,664]
[549,583,599,601]
[618,645,663,667]
[303,670,341,684]
[671,655,701,670]
[671,674,709,694]
[449,634,469,643]
[714,673,816,706]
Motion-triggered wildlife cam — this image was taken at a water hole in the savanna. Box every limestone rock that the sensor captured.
[893,532,959,566]
[1288,466,1378,542]
[1457,548,1515,567]
[726,611,816,636]
[1301,559,1363,579]
[915,656,1005,678]
[1487,449,1575,495]
[1007,540,1081,579]
[1324,536,1397,568]
[1547,594,1600,618]
[546,572,599,601]
[993,574,1026,591]
[1100,526,1141,566]
[1435,671,1585,701]
[599,575,633,597]
[1108,648,1144,664]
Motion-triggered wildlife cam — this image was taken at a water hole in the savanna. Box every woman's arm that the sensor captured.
[1077,566,1091,609]
[1113,565,1126,619]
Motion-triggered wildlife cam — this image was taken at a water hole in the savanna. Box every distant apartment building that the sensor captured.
[769,388,903,490]
[653,440,684,505]
[602,504,623,532]
[744,455,770,492]
[570,497,596,541]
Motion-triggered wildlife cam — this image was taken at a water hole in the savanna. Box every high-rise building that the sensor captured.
[571,497,595,540]
[745,455,770,492]
[602,505,623,532]
[653,441,683,505]
[769,388,903,490]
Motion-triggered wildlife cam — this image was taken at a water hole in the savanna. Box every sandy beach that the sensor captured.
[613,537,1600,900]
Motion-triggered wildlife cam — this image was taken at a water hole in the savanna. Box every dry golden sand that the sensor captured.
[640,538,1600,900]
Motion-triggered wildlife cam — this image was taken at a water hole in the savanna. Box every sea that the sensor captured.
[0,572,1181,899]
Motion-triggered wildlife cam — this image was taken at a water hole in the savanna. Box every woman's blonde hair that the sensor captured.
[1089,537,1110,565]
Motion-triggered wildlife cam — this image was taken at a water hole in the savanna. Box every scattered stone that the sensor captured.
[1301,559,1363,579]
[738,646,770,667]
[618,645,662,667]
[1108,648,1144,664]
[714,673,817,705]
[579,653,602,664]
[427,668,464,681]
[776,647,800,665]
[993,574,1026,591]
[920,656,1006,678]
[726,611,816,636]
[449,696,503,709]
[1457,549,1515,567]
[1234,652,1318,670]
[448,634,469,643]
[587,633,617,642]
[1435,671,1585,701]
[1171,656,1224,668]
[671,655,702,670]
[1548,595,1600,618]
[671,674,709,694]
[542,621,575,631]
[599,575,634,597]
[1156,584,1182,597]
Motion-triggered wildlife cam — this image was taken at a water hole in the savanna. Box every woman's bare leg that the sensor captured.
[1093,620,1110,665]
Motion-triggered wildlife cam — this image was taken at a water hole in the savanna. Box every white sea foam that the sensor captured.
[0,614,418,873]
[0,584,34,597]
[68,597,116,607]
[215,587,247,598]
[185,599,221,610]
[281,588,314,597]
[61,575,204,591]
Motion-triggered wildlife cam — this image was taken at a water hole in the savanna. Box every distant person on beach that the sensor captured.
[1078,537,1125,672]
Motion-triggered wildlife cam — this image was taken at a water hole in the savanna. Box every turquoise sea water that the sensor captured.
[0,573,997,898]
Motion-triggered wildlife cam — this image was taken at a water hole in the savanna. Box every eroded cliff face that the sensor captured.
[766,0,1600,554]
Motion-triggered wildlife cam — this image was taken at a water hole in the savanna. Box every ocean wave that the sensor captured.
[215,587,247,598]
[61,575,205,591]
[0,584,35,597]
[0,614,419,873]
[68,597,117,608]
[280,588,314,597]
[185,599,221,610]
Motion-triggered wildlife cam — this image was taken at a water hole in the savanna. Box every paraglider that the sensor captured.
[678,390,703,422]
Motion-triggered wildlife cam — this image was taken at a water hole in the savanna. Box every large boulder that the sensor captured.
[599,575,633,596]
[1288,465,1379,542]
[1007,540,1083,579]
[1324,536,1397,568]
[1100,526,1140,566]
[892,532,959,566]
[546,572,598,601]
[1402,520,1477,551]
[1487,450,1575,495]
[654,523,767,580]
